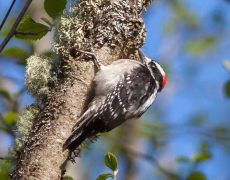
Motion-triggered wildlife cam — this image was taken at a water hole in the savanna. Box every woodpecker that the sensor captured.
[63,49,167,151]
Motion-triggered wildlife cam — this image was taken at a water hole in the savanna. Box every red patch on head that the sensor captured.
[162,75,167,89]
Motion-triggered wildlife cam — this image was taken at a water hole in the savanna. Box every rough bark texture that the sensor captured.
[12,0,153,179]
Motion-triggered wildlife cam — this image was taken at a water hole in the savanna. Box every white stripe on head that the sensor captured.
[154,61,165,76]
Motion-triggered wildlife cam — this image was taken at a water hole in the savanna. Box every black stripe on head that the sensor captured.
[147,60,165,92]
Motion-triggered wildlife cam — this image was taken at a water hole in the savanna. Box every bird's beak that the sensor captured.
[138,49,147,65]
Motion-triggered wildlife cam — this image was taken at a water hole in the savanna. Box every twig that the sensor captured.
[0,113,4,122]
[0,156,14,161]
[0,0,16,31]
[121,145,179,179]
[0,0,32,53]
[0,124,15,137]
[108,136,179,179]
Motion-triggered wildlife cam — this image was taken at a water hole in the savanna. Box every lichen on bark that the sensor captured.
[25,55,57,100]
[53,0,146,58]
[15,104,40,152]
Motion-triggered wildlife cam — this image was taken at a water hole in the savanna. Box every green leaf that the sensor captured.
[192,152,211,163]
[2,47,29,61]
[0,88,11,99]
[0,161,11,180]
[104,152,118,171]
[96,173,113,180]
[168,0,198,28]
[63,176,74,180]
[186,172,206,180]
[15,16,49,40]
[3,112,17,126]
[44,0,66,19]
[224,80,230,98]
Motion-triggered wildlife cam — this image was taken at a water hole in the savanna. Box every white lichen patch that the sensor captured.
[53,0,103,57]
[15,105,40,150]
[25,55,57,99]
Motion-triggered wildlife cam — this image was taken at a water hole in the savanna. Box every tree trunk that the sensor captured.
[12,0,153,179]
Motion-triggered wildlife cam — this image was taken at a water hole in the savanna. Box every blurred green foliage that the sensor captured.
[0,161,11,180]
[2,47,30,62]
[186,172,206,180]
[0,88,11,100]
[3,112,17,126]
[186,36,217,55]
[224,80,230,98]
[168,0,198,28]
[63,176,74,180]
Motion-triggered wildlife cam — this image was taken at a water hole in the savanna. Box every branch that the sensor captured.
[0,0,16,31]
[12,0,154,179]
[0,0,32,53]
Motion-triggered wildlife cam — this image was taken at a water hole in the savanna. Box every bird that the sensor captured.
[63,49,167,151]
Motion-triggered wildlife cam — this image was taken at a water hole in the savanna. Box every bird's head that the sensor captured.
[138,50,167,92]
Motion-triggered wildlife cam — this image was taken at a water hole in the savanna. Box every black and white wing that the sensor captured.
[98,65,158,131]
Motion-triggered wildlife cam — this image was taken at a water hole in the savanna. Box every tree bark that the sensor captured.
[12,0,153,179]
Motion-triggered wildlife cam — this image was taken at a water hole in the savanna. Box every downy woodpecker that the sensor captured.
[63,50,167,151]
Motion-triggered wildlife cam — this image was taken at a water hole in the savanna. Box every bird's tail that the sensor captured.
[63,106,97,151]
[62,127,89,151]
